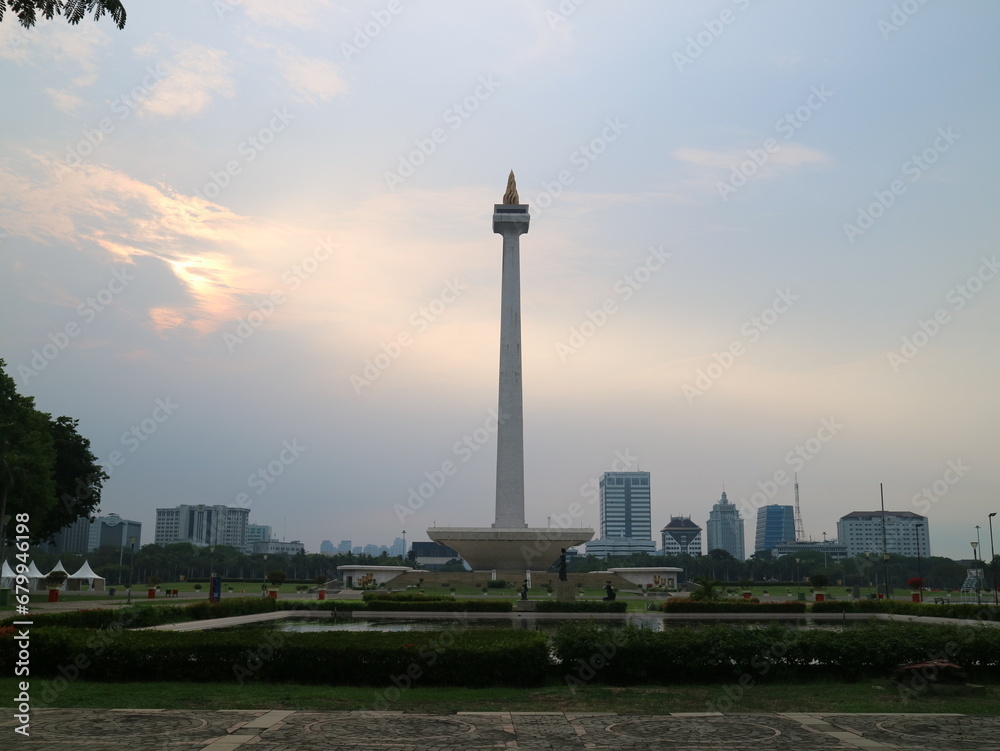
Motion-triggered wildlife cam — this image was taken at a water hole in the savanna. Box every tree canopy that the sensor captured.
[0,0,125,29]
[0,358,107,545]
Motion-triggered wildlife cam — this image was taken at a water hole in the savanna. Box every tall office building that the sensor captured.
[660,517,702,556]
[706,491,745,560]
[44,517,93,555]
[389,537,406,557]
[837,511,929,558]
[44,514,141,554]
[154,504,249,550]
[755,505,795,554]
[245,524,273,553]
[587,471,655,557]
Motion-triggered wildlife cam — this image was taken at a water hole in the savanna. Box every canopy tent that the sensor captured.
[66,560,106,592]
[1,560,14,588]
[26,560,46,591]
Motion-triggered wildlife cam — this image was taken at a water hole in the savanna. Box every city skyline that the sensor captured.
[2,3,998,560]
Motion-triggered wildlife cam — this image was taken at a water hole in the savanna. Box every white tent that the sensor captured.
[1,560,14,588]
[26,560,46,591]
[66,560,106,592]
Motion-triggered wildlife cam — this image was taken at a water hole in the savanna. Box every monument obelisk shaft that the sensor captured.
[425,174,591,571]
[493,172,529,529]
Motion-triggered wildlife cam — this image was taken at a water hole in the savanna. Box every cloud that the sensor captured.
[0,154,323,334]
[240,0,336,29]
[134,35,236,119]
[671,142,833,197]
[275,50,347,104]
[45,87,84,112]
[0,22,107,109]
[240,34,346,104]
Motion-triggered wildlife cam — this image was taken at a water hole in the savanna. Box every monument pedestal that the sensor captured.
[555,580,576,602]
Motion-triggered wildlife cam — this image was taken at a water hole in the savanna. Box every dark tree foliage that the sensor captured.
[0,359,106,544]
[45,415,107,535]
[0,0,126,29]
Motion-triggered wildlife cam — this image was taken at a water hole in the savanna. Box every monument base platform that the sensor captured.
[555,580,576,602]
[427,526,593,572]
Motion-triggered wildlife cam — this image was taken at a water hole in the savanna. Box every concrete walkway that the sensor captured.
[3,709,998,749]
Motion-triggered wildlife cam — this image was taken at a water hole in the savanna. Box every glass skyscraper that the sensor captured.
[755,504,796,553]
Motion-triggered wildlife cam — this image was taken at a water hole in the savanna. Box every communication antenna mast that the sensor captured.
[793,473,806,542]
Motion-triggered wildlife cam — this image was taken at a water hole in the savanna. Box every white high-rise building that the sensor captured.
[837,511,929,558]
[154,505,249,550]
[706,491,745,560]
[586,471,655,557]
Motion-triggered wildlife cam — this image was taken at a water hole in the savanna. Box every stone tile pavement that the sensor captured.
[3,709,999,750]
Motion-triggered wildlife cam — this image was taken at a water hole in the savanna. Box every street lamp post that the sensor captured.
[262,554,269,596]
[126,536,137,605]
[989,513,998,606]
[915,523,924,602]
[971,541,981,605]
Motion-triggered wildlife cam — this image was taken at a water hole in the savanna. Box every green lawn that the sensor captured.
[4,677,996,714]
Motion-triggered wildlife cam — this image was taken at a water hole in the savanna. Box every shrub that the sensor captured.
[365,600,512,612]
[535,600,627,613]
[662,599,807,613]
[0,628,549,687]
[551,621,1000,684]
[2,597,284,630]
[361,591,450,602]
[486,580,508,589]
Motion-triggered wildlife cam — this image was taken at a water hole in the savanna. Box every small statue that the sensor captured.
[558,548,567,581]
[520,579,529,600]
[503,170,519,204]
[603,581,616,601]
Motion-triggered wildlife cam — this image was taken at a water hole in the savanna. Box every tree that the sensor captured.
[0,360,107,545]
[45,415,107,535]
[1,362,56,548]
[689,576,723,601]
[1,0,126,29]
[266,570,287,588]
[45,570,68,589]
[808,573,829,590]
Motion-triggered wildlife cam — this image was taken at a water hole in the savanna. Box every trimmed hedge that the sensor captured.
[534,600,627,613]
[552,621,1000,683]
[1,598,284,630]
[810,600,1000,620]
[364,599,512,612]
[1,627,548,687]
[361,591,450,602]
[662,599,807,613]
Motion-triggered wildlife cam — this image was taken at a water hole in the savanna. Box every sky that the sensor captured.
[1,1,998,562]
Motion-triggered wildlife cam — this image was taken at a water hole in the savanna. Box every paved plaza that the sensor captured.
[3,709,999,750]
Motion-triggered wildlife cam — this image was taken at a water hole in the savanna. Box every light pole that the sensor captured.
[262,553,269,595]
[971,541,981,605]
[989,513,998,606]
[795,558,801,599]
[915,523,923,602]
[126,536,137,605]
